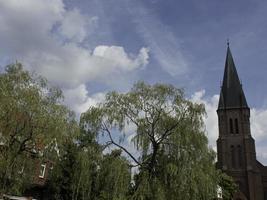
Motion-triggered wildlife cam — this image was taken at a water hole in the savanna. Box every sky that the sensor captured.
[1,0,267,164]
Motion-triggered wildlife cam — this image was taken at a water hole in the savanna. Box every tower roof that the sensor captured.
[218,45,249,110]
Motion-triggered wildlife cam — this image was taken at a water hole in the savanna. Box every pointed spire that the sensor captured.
[218,44,248,110]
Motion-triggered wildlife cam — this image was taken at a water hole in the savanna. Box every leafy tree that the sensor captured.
[0,64,231,200]
[96,149,131,200]
[80,81,220,199]
[47,138,79,200]
[48,133,131,200]
[218,172,238,200]
[0,63,78,194]
[48,136,102,200]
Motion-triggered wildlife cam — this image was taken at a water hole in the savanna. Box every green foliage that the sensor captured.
[0,63,131,199]
[0,63,78,194]
[81,81,220,199]
[218,172,238,200]
[48,137,131,200]
[0,65,226,200]
[96,149,131,200]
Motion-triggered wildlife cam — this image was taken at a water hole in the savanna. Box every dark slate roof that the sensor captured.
[218,46,249,110]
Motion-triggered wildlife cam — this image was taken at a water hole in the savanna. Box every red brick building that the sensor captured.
[217,45,267,200]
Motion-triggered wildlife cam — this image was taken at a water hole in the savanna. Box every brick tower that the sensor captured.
[217,44,267,200]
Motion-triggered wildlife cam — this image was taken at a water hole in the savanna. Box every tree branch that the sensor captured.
[102,122,141,167]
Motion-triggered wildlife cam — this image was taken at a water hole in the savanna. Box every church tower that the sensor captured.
[217,44,265,200]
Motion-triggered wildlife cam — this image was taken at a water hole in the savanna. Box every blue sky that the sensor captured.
[1,0,267,164]
[62,0,267,104]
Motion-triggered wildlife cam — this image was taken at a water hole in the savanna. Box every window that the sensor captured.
[231,145,236,168]
[39,164,46,178]
[229,118,234,134]
[237,145,242,167]
[235,118,239,134]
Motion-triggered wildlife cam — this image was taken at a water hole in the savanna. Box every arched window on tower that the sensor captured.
[231,145,236,168]
[237,145,242,167]
[229,118,234,134]
[235,118,239,134]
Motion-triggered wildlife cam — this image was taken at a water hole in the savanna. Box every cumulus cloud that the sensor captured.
[21,43,149,87]
[0,0,149,114]
[63,84,105,115]
[190,90,219,150]
[93,46,149,70]
[250,108,267,140]
[191,90,267,165]
[0,0,149,86]
[250,108,267,165]
[58,8,94,43]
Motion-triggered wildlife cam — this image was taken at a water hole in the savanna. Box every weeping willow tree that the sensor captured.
[0,63,78,195]
[96,149,131,200]
[80,81,220,199]
[48,134,131,200]
[47,135,102,200]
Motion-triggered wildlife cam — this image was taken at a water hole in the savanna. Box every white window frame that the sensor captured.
[39,163,46,178]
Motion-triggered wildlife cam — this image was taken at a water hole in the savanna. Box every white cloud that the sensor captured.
[0,0,149,86]
[250,108,267,140]
[93,46,149,71]
[192,90,267,165]
[0,0,64,56]
[0,0,149,115]
[21,43,149,87]
[0,0,64,31]
[190,90,219,149]
[58,8,97,43]
[63,84,105,115]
